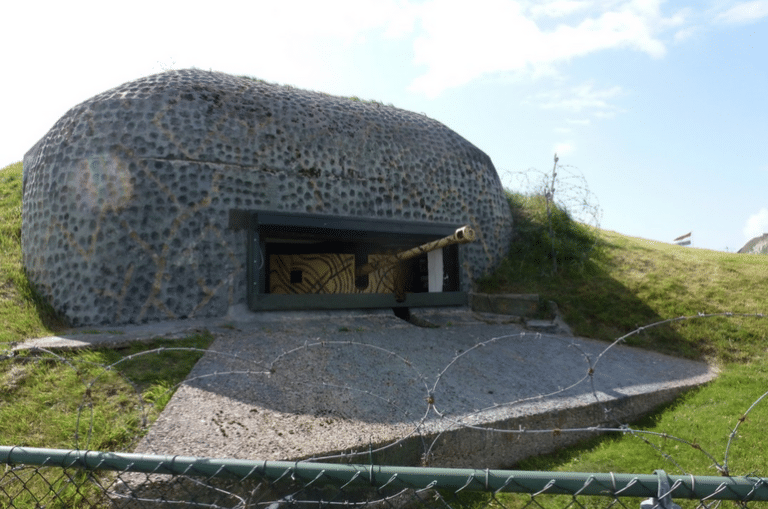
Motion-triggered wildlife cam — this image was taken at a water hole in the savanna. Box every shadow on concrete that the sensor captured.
[128,307,715,468]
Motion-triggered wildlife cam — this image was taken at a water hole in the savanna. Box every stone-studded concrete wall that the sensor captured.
[22,69,513,326]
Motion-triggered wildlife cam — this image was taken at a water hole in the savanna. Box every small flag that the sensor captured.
[674,232,692,246]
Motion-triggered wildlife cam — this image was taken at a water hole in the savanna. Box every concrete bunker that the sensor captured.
[22,69,513,326]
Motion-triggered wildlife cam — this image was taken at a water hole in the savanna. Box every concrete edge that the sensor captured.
[301,365,719,469]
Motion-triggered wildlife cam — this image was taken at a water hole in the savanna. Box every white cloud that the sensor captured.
[743,208,768,239]
[658,7,691,28]
[673,26,699,42]
[408,0,676,97]
[410,0,542,96]
[529,0,592,18]
[526,82,624,115]
[554,141,575,156]
[546,8,667,59]
[717,1,768,24]
[1,0,423,166]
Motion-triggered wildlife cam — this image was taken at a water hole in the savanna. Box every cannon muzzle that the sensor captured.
[356,225,476,278]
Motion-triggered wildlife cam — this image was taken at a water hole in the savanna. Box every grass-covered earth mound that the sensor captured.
[479,190,768,364]
[473,188,768,491]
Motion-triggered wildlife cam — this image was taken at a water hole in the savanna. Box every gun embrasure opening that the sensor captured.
[243,212,477,311]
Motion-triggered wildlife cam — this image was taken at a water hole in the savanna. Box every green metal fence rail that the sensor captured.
[2,445,768,508]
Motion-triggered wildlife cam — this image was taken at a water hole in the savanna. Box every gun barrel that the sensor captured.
[356,226,476,278]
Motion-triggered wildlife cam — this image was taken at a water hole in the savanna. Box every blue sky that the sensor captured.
[2,0,766,252]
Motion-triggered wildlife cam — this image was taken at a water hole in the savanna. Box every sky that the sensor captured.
[2,0,767,252]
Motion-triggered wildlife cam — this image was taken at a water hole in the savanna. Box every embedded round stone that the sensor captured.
[22,69,513,326]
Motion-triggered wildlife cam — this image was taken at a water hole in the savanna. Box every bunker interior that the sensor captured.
[240,211,468,311]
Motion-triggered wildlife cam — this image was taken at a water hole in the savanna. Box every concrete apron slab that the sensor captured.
[122,307,717,469]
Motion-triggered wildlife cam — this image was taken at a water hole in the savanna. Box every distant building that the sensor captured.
[738,234,768,254]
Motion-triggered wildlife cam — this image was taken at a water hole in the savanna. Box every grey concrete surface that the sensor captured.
[14,306,716,469]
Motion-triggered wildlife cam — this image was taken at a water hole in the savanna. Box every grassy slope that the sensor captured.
[0,161,67,342]
[474,192,768,492]
[478,192,768,364]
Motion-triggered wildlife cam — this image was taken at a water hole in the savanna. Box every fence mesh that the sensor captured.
[2,446,768,508]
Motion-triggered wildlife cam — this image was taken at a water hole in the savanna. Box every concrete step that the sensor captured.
[469,292,540,317]
[469,292,573,336]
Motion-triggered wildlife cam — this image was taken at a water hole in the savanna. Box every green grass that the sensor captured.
[0,162,67,342]
[0,334,215,507]
[0,335,213,450]
[478,190,768,364]
[471,190,768,507]
[513,361,768,476]
[475,362,768,508]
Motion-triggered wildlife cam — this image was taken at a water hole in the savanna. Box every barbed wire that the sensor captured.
[1,312,767,507]
[500,163,603,231]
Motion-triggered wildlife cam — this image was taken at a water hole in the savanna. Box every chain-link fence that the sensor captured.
[2,445,768,508]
